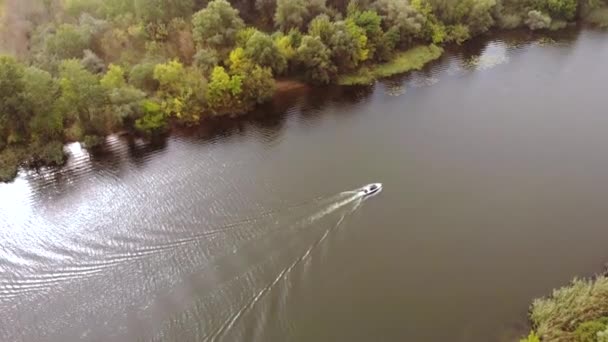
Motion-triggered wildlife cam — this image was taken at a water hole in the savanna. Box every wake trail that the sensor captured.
[0,191,360,299]
[207,199,361,342]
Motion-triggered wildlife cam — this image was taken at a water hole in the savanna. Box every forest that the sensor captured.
[0,0,607,181]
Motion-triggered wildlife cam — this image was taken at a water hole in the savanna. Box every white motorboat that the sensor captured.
[360,183,382,197]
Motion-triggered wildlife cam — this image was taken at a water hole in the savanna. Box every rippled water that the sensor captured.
[2,29,608,341]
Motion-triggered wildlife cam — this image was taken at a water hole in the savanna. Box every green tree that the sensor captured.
[56,59,109,143]
[244,31,287,74]
[309,14,337,43]
[227,48,276,106]
[81,50,106,74]
[194,49,220,74]
[374,0,426,46]
[256,0,278,27]
[228,47,252,73]
[101,65,127,89]
[241,65,275,105]
[153,60,207,124]
[275,32,298,70]
[129,62,160,93]
[426,0,496,36]
[525,9,552,29]
[154,60,188,92]
[546,0,577,20]
[99,0,136,18]
[63,0,104,17]
[23,67,62,142]
[192,0,245,53]
[330,19,369,71]
[0,56,28,145]
[101,65,146,124]
[135,99,168,135]
[236,27,260,47]
[349,9,384,60]
[309,16,368,72]
[45,24,91,60]
[134,0,194,23]
[206,66,244,115]
[295,35,336,84]
[275,0,309,31]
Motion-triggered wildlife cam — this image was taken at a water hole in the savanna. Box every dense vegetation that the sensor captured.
[0,0,607,181]
[521,276,608,342]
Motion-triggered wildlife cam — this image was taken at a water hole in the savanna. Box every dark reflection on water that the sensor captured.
[2,29,608,342]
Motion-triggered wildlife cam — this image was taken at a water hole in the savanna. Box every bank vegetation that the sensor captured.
[1,0,608,181]
[521,275,608,342]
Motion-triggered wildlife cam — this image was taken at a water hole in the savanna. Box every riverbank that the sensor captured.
[0,43,442,183]
[338,45,444,86]
[0,142,65,183]
[2,24,607,184]
[521,275,608,341]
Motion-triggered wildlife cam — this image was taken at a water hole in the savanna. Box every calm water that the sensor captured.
[2,29,608,342]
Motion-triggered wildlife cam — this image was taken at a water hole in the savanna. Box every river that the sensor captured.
[1,28,608,342]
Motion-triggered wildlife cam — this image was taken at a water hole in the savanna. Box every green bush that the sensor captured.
[446,25,471,44]
[498,13,524,29]
[33,141,66,165]
[64,122,84,142]
[530,276,608,341]
[525,10,552,30]
[83,135,104,148]
[0,147,24,183]
[584,7,608,28]
[129,63,159,93]
[598,326,608,342]
[135,100,168,135]
[520,331,540,342]
[574,319,608,342]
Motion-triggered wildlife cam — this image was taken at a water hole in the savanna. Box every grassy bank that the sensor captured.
[521,276,608,341]
[338,45,444,86]
[585,7,608,28]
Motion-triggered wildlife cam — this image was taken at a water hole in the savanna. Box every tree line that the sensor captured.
[0,0,606,181]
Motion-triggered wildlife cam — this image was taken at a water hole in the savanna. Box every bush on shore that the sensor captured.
[1,0,606,182]
[523,276,608,341]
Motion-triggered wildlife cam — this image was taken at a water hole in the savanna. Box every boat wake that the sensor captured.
[145,186,379,342]
[0,184,381,342]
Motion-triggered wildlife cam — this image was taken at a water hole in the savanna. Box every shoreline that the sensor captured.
[337,45,444,86]
[0,26,604,184]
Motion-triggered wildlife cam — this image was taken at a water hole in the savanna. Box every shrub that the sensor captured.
[83,135,104,148]
[446,25,471,44]
[129,63,159,92]
[530,276,608,341]
[34,141,66,165]
[498,13,524,29]
[81,49,106,74]
[0,147,24,183]
[519,331,540,342]
[194,49,219,74]
[135,100,168,135]
[598,326,608,342]
[584,7,608,28]
[525,10,552,30]
[574,319,608,342]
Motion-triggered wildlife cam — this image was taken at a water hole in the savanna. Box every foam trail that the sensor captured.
[144,189,365,341]
[0,191,360,300]
[208,202,359,342]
